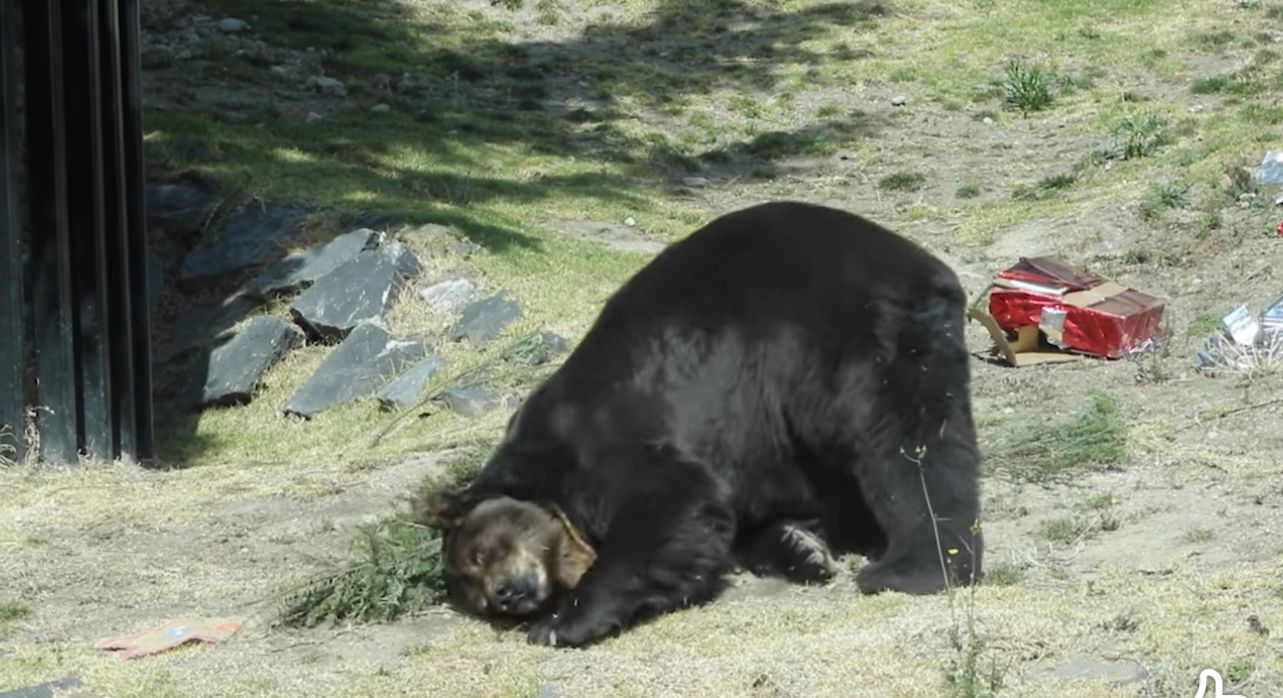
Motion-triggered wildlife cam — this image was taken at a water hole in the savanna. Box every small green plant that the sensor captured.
[1187,313,1221,337]
[1122,248,1152,265]
[1140,182,1189,220]
[990,391,1127,482]
[1183,527,1215,544]
[955,184,981,199]
[982,561,1025,586]
[1077,26,1102,40]
[0,600,31,622]
[1268,5,1283,19]
[1112,113,1169,160]
[1225,658,1254,684]
[816,104,841,118]
[1038,517,1082,544]
[1193,29,1238,51]
[1085,493,1120,510]
[1012,173,1076,201]
[1000,60,1054,115]
[878,171,926,192]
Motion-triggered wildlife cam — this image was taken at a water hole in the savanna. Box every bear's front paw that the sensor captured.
[525,602,619,648]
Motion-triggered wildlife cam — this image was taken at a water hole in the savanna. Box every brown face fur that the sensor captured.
[422,495,596,618]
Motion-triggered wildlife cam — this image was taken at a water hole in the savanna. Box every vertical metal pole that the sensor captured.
[96,0,138,459]
[23,0,81,465]
[62,0,115,462]
[0,0,26,461]
[118,0,154,459]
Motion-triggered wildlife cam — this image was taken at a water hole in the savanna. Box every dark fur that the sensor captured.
[427,201,984,648]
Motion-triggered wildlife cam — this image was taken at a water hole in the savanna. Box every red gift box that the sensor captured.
[984,257,1166,360]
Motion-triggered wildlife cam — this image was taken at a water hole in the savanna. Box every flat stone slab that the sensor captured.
[375,354,447,410]
[418,278,477,317]
[179,203,308,283]
[510,330,569,366]
[0,676,84,698]
[156,295,261,363]
[283,321,426,419]
[437,385,499,417]
[145,180,218,237]
[243,227,379,298]
[197,315,304,408]
[290,241,422,341]
[450,292,522,348]
[1030,653,1149,687]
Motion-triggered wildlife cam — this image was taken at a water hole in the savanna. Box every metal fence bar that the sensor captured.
[0,0,25,460]
[23,0,81,465]
[1,0,155,465]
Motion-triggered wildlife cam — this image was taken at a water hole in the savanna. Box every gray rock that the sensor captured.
[147,249,166,311]
[190,85,268,114]
[283,321,426,419]
[307,76,348,98]
[375,354,447,410]
[370,103,391,114]
[1030,654,1149,687]
[156,295,261,363]
[197,316,304,407]
[450,292,522,348]
[437,385,499,418]
[418,278,477,316]
[244,228,380,298]
[533,684,564,698]
[141,43,175,69]
[217,17,248,33]
[525,331,569,365]
[0,676,83,698]
[891,94,908,106]
[289,241,422,341]
[179,203,308,283]
[449,239,482,259]
[305,111,325,124]
[171,137,209,161]
[145,179,218,237]
[682,176,709,187]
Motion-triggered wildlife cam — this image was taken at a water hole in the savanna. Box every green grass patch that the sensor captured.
[988,391,1128,483]
[878,170,926,192]
[1012,173,1076,201]
[1110,112,1170,160]
[1187,313,1221,337]
[1139,182,1189,220]
[1000,60,1054,115]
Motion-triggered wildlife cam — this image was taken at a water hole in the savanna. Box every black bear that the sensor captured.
[420,201,984,648]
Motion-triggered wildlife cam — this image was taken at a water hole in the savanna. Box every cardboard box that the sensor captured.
[968,257,1166,367]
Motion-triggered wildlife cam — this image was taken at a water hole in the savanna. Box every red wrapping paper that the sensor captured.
[987,257,1165,359]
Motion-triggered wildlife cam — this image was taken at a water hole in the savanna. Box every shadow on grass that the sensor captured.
[142,0,889,466]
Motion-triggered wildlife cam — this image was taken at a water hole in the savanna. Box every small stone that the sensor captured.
[375,354,447,410]
[450,292,523,348]
[289,241,422,341]
[503,330,569,366]
[306,76,348,98]
[534,684,565,698]
[145,179,218,236]
[890,94,908,106]
[178,203,309,283]
[171,137,209,161]
[418,278,477,317]
[437,385,499,418]
[0,676,84,698]
[682,176,709,187]
[217,17,248,33]
[1031,654,1149,687]
[449,239,482,259]
[140,43,175,69]
[156,295,261,363]
[982,116,995,125]
[283,321,426,419]
[370,103,391,114]
[197,315,304,408]
[305,111,324,124]
[243,227,380,298]
[624,216,637,227]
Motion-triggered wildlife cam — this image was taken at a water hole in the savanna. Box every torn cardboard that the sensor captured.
[969,257,1166,367]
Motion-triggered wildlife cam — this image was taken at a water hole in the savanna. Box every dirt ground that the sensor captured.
[6,0,1283,696]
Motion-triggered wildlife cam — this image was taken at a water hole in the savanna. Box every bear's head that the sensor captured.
[416,490,596,619]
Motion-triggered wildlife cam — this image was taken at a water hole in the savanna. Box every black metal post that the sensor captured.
[0,0,25,461]
[1,0,155,465]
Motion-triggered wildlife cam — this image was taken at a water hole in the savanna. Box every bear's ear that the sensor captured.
[414,488,474,531]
